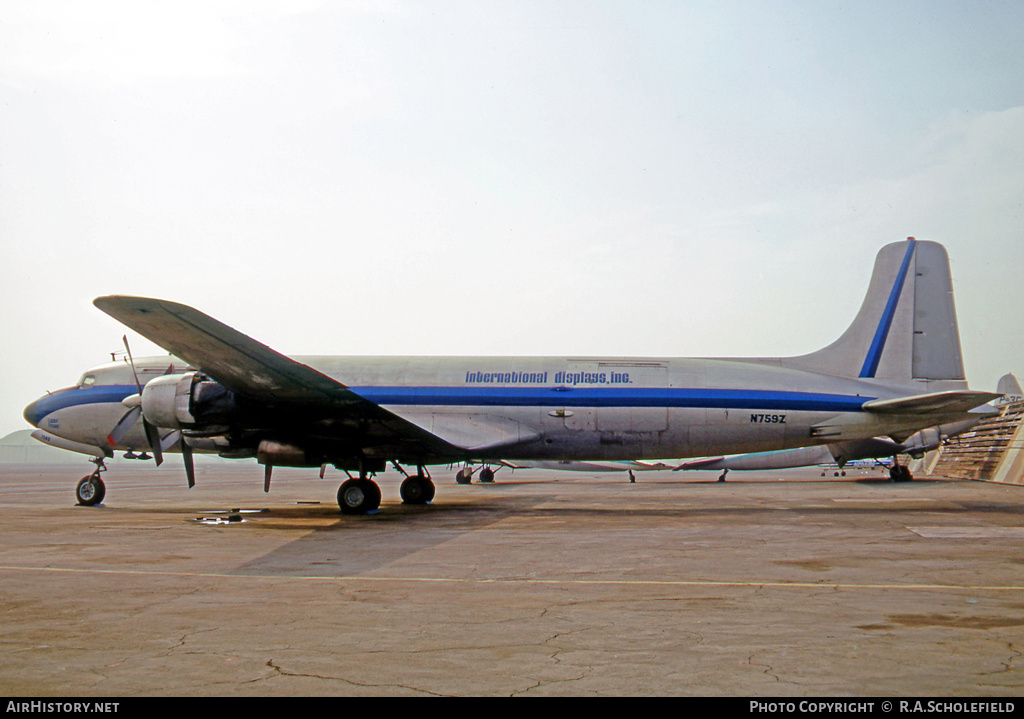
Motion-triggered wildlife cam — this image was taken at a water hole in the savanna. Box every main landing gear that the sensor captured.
[454,464,497,484]
[75,458,107,506]
[335,465,435,514]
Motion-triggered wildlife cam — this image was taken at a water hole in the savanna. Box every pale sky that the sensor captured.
[2,1,1022,439]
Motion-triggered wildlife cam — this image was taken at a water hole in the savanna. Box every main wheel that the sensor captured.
[338,478,381,514]
[401,475,435,504]
[478,467,495,483]
[455,468,473,484]
[75,475,105,506]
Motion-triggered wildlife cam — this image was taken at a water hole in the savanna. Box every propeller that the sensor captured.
[156,428,196,488]
[105,336,196,488]
[106,404,142,447]
[106,336,165,464]
[182,436,196,489]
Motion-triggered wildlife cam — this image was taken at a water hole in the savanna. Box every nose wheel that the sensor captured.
[74,457,107,506]
[75,472,106,506]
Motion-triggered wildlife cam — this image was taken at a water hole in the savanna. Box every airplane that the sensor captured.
[23,238,1001,514]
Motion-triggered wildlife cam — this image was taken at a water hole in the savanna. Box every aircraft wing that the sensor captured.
[92,295,470,459]
[94,296,372,409]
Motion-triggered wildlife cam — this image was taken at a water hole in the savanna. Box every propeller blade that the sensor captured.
[143,418,163,466]
[159,430,181,453]
[122,335,142,394]
[107,406,142,447]
[182,439,195,488]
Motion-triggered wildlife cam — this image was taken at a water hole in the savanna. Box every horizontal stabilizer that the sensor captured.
[674,457,727,471]
[861,390,1002,415]
[674,446,834,471]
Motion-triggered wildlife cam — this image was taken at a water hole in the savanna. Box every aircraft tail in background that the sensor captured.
[996,373,1023,404]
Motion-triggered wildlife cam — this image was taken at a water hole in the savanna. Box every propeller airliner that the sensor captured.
[23,238,1000,513]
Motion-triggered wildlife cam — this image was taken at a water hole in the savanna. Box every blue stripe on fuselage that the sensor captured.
[859,239,917,378]
[355,386,872,412]
[24,383,873,428]
[24,385,136,426]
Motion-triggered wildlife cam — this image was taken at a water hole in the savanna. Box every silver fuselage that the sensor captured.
[26,354,967,464]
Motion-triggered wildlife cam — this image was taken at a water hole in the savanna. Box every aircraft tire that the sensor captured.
[76,475,105,506]
[479,467,495,483]
[338,478,380,514]
[455,468,472,484]
[889,466,913,482]
[400,475,434,504]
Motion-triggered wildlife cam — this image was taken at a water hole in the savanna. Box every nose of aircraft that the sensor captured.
[23,396,46,428]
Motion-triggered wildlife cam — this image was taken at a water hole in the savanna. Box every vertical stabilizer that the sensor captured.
[996,373,1023,404]
[785,239,965,381]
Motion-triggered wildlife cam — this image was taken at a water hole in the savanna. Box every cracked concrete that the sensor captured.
[2,464,1024,695]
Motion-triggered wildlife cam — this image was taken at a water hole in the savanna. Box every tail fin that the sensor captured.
[786,238,965,381]
[996,373,1023,404]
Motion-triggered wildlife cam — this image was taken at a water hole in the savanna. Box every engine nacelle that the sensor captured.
[901,426,942,458]
[141,373,237,430]
[141,373,197,429]
[256,440,319,467]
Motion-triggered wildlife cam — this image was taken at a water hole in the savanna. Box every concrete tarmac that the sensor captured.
[2,462,1023,697]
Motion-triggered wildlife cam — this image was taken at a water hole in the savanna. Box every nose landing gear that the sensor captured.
[75,458,107,506]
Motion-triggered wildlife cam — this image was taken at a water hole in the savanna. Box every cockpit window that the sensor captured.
[79,374,96,387]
